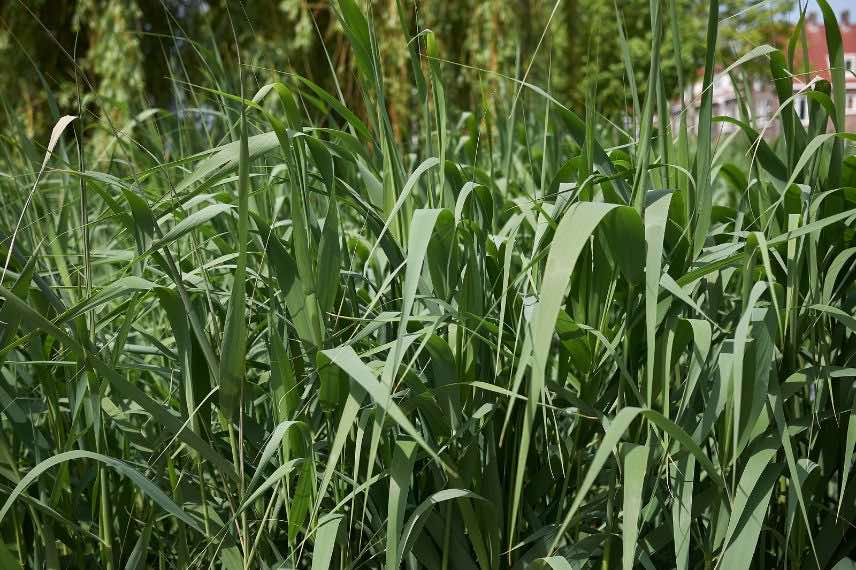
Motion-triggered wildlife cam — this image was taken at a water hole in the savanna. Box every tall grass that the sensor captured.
[1,0,855,568]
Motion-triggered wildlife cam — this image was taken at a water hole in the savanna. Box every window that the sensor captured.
[847,94,856,115]
[796,96,807,121]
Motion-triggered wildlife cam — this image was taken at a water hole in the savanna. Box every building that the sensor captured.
[793,11,856,132]
[675,10,856,136]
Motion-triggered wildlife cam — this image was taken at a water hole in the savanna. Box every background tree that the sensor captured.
[1,0,791,142]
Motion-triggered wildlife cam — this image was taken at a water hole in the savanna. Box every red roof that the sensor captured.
[794,12,856,82]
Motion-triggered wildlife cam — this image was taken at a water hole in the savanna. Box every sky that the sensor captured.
[788,0,853,20]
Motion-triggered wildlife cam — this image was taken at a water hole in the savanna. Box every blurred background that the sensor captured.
[0,0,851,145]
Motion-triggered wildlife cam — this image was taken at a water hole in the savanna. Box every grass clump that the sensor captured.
[1,0,855,568]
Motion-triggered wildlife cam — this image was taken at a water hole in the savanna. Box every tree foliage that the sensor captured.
[1,0,790,136]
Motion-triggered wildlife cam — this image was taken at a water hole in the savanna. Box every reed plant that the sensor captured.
[1,0,855,568]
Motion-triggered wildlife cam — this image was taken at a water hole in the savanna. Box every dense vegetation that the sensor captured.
[1,0,855,568]
[1,0,787,132]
